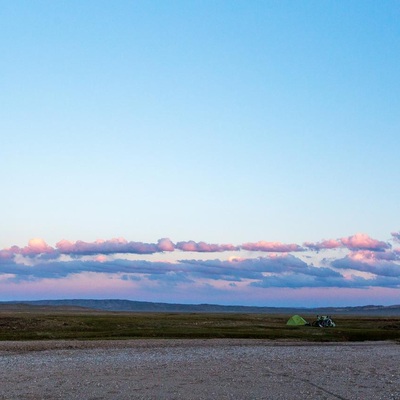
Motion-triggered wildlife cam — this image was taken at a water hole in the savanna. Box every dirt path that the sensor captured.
[0,339,399,399]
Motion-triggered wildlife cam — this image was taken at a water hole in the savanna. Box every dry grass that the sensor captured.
[0,307,399,342]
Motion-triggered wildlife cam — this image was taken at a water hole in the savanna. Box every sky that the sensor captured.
[1,1,399,307]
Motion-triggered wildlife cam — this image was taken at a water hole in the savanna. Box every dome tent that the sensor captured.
[286,315,308,326]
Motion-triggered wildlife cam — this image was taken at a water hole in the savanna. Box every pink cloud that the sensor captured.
[241,241,303,252]
[347,250,397,263]
[304,234,390,252]
[94,255,108,263]
[332,249,400,278]
[176,240,238,252]
[156,238,175,252]
[23,238,54,255]
[303,239,342,251]
[0,249,14,261]
[3,238,55,258]
[0,232,395,263]
[56,238,159,255]
[340,233,390,251]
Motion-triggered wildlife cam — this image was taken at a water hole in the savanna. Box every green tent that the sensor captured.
[286,315,308,326]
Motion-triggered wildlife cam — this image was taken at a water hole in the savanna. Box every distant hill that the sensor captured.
[2,299,400,316]
[0,303,96,313]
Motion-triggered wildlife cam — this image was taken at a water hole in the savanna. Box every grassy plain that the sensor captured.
[0,305,399,342]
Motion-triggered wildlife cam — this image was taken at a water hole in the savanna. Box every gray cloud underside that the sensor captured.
[251,274,400,289]
[1,254,399,289]
[332,257,400,277]
[392,232,400,242]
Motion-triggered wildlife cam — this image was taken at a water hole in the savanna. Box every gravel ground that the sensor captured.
[0,339,399,400]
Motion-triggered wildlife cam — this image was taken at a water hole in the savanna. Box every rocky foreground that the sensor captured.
[0,339,399,399]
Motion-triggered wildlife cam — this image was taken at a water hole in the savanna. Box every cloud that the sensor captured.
[56,238,238,256]
[303,239,342,251]
[3,238,57,258]
[175,240,238,252]
[10,238,238,257]
[0,258,177,281]
[1,232,399,292]
[22,238,54,255]
[0,252,374,289]
[304,233,390,252]
[392,232,400,242]
[331,250,400,277]
[251,273,400,289]
[2,232,395,262]
[251,274,346,289]
[156,238,175,252]
[55,238,162,255]
[241,241,303,252]
[0,250,15,263]
[1,249,399,290]
[340,233,390,251]
[0,254,300,281]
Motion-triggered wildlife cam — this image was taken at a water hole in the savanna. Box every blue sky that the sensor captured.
[1,1,399,306]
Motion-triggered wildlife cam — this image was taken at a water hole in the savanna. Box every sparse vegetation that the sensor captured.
[0,307,399,342]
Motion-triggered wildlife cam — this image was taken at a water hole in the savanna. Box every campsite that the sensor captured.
[286,314,336,327]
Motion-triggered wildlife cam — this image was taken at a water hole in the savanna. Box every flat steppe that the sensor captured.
[0,307,399,399]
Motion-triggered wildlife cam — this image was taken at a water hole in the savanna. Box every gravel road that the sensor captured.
[0,339,399,400]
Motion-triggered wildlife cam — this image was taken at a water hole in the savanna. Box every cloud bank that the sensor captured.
[303,233,390,252]
[2,233,394,258]
[1,233,399,299]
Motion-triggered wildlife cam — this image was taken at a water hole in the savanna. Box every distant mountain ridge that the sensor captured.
[3,299,400,316]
